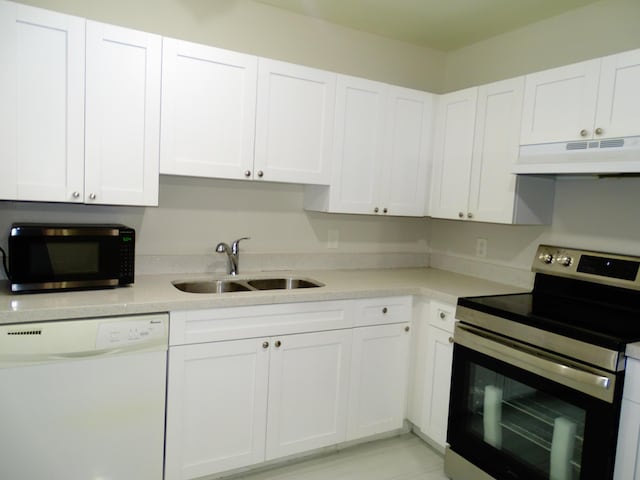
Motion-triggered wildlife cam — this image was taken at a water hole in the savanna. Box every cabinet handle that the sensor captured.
[404,326,410,332]
[262,341,269,349]
[382,307,388,314]
[383,208,388,214]
[244,170,251,177]
[72,191,80,199]
[580,129,589,137]
[275,340,281,348]
[458,212,464,218]
[374,207,379,213]
[449,336,454,344]
[89,193,96,200]
[257,170,264,178]
[439,311,446,319]
[467,212,473,219]
[595,127,604,136]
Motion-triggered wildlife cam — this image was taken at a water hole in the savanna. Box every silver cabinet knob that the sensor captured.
[244,170,251,177]
[448,336,454,344]
[72,191,80,199]
[257,170,264,178]
[580,129,589,137]
[404,326,410,332]
[262,341,269,349]
[467,212,473,219]
[383,208,388,214]
[89,193,96,200]
[439,311,446,319]
[458,212,464,218]
[595,127,604,135]
[382,307,388,314]
[275,340,281,348]
[374,207,379,213]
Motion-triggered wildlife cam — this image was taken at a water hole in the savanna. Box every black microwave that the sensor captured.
[8,224,135,293]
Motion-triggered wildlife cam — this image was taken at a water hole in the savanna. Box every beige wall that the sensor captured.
[443,0,640,91]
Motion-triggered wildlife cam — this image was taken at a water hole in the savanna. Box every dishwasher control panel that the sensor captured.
[96,317,166,349]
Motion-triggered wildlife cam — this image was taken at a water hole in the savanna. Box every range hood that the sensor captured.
[513,135,640,175]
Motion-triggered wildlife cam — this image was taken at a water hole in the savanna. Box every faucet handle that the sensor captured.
[231,237,250,254]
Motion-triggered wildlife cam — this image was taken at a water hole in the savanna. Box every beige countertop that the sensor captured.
[0,267,526,325]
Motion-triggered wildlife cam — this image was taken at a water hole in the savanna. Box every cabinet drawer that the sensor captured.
[429,300,456,333]
[169,300,353,345]
[354,296,412,327]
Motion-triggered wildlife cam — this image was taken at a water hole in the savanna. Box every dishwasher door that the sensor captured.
[0,313,168,480]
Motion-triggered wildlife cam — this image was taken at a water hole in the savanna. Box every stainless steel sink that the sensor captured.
[172,276,323,294]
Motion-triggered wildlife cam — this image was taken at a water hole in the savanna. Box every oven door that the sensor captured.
[446,323,623,480]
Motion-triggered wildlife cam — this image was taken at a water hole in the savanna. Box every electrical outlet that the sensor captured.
[328,230,339,249]
[476,238,487,258]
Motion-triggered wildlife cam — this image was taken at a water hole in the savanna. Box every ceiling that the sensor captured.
[253,0,600,51]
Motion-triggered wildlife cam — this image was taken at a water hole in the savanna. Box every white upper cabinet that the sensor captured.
[160,38,258,179]
[429,87,477,220]
[0,0,85,202]
[304,75,433,217]
[0,1,161,206]
[85,21,161,206]
[255,59,336,185]
[431,79,554,224]
[520,48,640,144]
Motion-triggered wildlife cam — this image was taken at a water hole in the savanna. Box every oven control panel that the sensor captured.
[534,245,640,288]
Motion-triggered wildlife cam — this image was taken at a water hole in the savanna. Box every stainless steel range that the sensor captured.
[445,245,640,480]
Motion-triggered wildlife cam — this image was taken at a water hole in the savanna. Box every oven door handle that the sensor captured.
[454,323,617,403]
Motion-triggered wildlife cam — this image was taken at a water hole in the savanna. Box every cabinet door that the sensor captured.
[420,325,454,449]
[614,399,640,480]
[468,77,525,223]
[596,48,640,139]
[165,338,269,480]
[347,323,410,441]
[0,1,84,202]
[429,88,477,220]
[329,75,386,214]
[160,38,257,180]
[85,21,161,206]
[255,59,335,185]
[520,59,600,144]
[266,329,352,460]
[381,86,433,217]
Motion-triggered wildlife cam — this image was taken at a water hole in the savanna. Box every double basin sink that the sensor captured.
[172,276,324,294]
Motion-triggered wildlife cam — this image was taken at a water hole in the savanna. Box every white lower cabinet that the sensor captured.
[414,300,456,450]
[165,297,411,480]
[615,358,640,479]
[265,329,352,460]
[165,338,270,480]
[347,322,411,441]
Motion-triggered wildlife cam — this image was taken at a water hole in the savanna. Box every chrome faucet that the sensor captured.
[216,237,250,276]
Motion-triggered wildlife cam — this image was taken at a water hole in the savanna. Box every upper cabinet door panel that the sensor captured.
[255,59,336,185]
[468,77,525,223]
[520,59,600,145]
[85,21,161,206]
[330,75,386,214]
[160,38,257,179]
[0,1,85,202]
[596,49,640,139]
[383,87,433,217]
[429,88,477,220]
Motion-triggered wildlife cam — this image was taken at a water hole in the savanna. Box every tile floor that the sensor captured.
[229,434,448,480]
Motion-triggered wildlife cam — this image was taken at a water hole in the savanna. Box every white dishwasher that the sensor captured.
[0,313,168,480]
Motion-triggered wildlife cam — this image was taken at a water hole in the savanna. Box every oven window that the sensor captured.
[448,344,620,480]
[468,363,585,479]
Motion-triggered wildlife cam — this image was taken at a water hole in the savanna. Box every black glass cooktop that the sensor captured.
[458,274,640,351]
